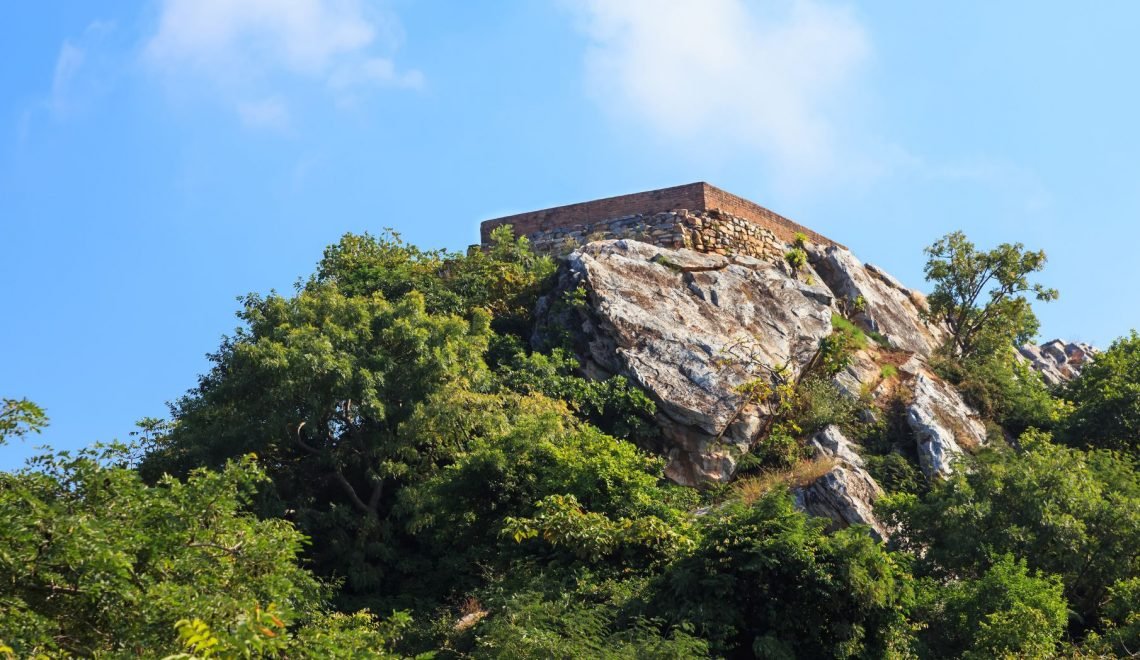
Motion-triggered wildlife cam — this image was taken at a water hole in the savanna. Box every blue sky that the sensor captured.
[3,1,1139,467]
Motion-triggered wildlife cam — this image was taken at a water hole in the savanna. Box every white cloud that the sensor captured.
[568,0,870,181]
[46,20,117,119]
[237,96,291,131]
[143,0,422,121]
[49,43,86,117]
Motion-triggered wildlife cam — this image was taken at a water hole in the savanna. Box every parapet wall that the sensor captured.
[480,182,843,253]
[512,209,786,262]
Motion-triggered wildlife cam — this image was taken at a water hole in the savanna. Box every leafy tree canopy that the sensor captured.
[0,446,407,657]
[0,397,47,445]
[1062,330,1140,453]
[883,430,1140,644]
[923,230,1057,359]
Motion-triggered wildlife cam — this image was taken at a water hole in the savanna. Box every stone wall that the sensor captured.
[514,209,787,262]
[481,182,845,251]
[701,184,839,247]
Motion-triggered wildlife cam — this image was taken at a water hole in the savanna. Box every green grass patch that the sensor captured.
[831,312,891,348]
[830,313,869,350]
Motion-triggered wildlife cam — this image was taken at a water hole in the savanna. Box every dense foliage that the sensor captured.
[0,447,408,657]
[923,230,1057,359]
[4,226,1140,657]
[1061,330,1140,453]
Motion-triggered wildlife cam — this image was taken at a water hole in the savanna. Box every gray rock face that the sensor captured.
[533,237,1006,538]
[906,372,987,477]
[541,240,834,485]
[798,426,888,540]
[808,245,945,355]
[809,425,866,468]
[1019,339,1097,386]
[794,466,888,541]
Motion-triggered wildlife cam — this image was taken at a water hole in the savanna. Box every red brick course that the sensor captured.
[480,182,844,249]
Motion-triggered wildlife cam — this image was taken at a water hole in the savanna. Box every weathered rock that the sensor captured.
[808,245,945,356]
[797,426,888,540]
[832,349,883,402]
[794,466,888,540]
[809,425,865,468]
[906,372,987,477]
[537,239,834,485]
[1018,339,1097,386]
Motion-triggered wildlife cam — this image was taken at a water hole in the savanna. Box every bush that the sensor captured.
[655,492,914,657]
[784,247,808,274]
[1061,330,1140,454]
[490,337,658,443]
[931,348,1058,435]
[792,377,859,435]
[881,430,1140,630]
[864,452,924,496]
[912,555,1067,659]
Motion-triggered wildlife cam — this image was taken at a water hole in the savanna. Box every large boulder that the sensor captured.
[795,426,888,540]
[808,245,945,356]
[906,372,987,477]
[536,240,834,485]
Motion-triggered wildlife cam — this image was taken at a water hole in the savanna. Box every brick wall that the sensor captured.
[480,183,707,243]
[480,182,845,251]
[699,184,840,247]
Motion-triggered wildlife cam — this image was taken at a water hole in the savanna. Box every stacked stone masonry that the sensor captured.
[480,182,844,256]
[507,209,786,262]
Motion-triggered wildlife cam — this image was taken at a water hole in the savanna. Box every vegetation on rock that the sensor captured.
[3,226,1139,657]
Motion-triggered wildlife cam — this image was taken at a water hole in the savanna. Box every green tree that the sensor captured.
[1062,330,1140,453]
[656,492,914,658]
[923,231,1057,359]
[313,225,555,334]
[396,392,692,598]
[912,555,1067,659]
[882,430,1140,632]
[141,285,494,595]
[0,398,47,444]
[0,446,406,657]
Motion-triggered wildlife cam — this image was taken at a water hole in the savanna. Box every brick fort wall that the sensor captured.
[480,182,844,251]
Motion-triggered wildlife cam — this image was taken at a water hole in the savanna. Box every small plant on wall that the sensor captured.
[784,247,808,275]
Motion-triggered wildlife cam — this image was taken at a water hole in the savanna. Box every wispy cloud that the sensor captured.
[48,21,117,120]
[567,0,870,185]
[17,20,117,141]
[236,96,291,131]
[143,0,422,123]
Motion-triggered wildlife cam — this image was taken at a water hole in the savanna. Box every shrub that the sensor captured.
[881,430,1140,630]
[912,555,1067,659]
[793,377,859,434]
[656,492,914,657]
[864,452,924,496]
[931,348,1057,435]
[1061,330,1140,454]
[784,247,808,274]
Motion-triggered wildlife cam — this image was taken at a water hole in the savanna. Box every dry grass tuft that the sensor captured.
[454,596,488,632]
[732,458,838,506]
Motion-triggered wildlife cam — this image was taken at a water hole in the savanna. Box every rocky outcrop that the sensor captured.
[906,372,987,477]
[536,239,834,485]
[794,427,888,540]
[536,238,990,530]
[808,245,945,355]
[809,425,866,468]
[794,466,887,541]
[1019,339,1096,386]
